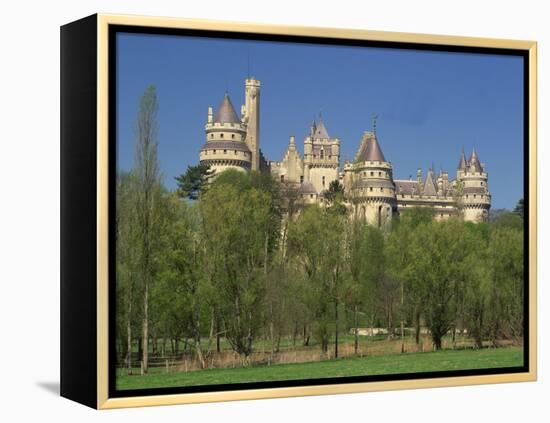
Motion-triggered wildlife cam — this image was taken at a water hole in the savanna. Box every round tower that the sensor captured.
[199,93,251,177]
[458,148,491,222]
[348,131,396,227]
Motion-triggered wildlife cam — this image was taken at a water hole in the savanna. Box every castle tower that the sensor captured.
[457,148,491,222]
[302,115,340,193]
[345,131,396,227]
[244,78,261,171]
[199,93,251,177]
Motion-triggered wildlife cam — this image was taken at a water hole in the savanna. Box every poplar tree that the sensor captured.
[134,85,161,373]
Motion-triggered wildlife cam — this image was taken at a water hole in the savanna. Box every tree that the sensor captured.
[513,198,524,219]
[407,219,474,350]
[115,171,140,374]
[134,85,161,373]
[388,207,434,347]
[322,180,345,203]
[287,205,346,357]
[175,163,213,200]
[200,170,278,363]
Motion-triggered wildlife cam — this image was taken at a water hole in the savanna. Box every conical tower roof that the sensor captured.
[214,93,240,124]
[469,148,483,172]
[357,132,386,162]
[457,149,467,170]
[423,169,437,196]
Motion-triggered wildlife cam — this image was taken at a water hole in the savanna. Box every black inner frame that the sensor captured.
[108,24,530,399]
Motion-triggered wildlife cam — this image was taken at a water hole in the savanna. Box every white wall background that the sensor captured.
[0,0,546,421]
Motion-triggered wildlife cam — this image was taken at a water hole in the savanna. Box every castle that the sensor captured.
[199,77,491,224]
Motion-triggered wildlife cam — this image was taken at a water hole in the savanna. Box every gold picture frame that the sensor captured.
[60,13,537,409]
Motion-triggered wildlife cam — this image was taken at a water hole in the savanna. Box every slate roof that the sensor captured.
[463,187,486,194]
[299,181,317,194]
[423,170,438,196]
[311,118,330,139]
[353,179,395,189]
[469,148,483,172]
[201,141,250,153]
[457,149,467,170]
[214,93,240,124]
[356,133,387,162]
[394,180,420,195]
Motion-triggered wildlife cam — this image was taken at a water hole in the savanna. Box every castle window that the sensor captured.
[211,134,214,138]
[234,150,237,155]
[378,172,381,177]
[213,150,216,154]
[220,133,224,138]
[369,187,373,192]
[223,150,227,154]
[281,175,284,182]
[231,134,235,139]
[322,176,326,187]
[300,176,304,184]
[320,150,324,159]
[380,188,384,192]
[370,171,374,176]
[310,194,313,199]
[474,194,477,198]
[329,155,332,159]
[481,182,484,186]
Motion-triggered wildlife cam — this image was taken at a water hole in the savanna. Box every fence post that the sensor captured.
[140,360,144,376]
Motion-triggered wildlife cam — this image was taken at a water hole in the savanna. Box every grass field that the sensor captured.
[116,346,523,390]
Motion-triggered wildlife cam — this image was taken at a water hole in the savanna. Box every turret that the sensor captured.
[244,78,261,171]
[199,92,251,177]
[347,130,396,227]
[459,148,490,222]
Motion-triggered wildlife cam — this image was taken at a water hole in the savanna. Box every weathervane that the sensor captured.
[372,113,379,134]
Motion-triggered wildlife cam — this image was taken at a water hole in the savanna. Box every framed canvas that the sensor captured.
[60,13,537,409]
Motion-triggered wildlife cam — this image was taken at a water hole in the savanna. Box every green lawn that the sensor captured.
[116,346,523,390]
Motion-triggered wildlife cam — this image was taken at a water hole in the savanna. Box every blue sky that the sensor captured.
[116,32,524,210]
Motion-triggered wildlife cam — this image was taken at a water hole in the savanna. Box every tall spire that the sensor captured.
[457,148,467,170]
[469,147,483,172]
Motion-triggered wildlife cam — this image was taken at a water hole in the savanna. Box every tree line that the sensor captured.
[116,86,524,374]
